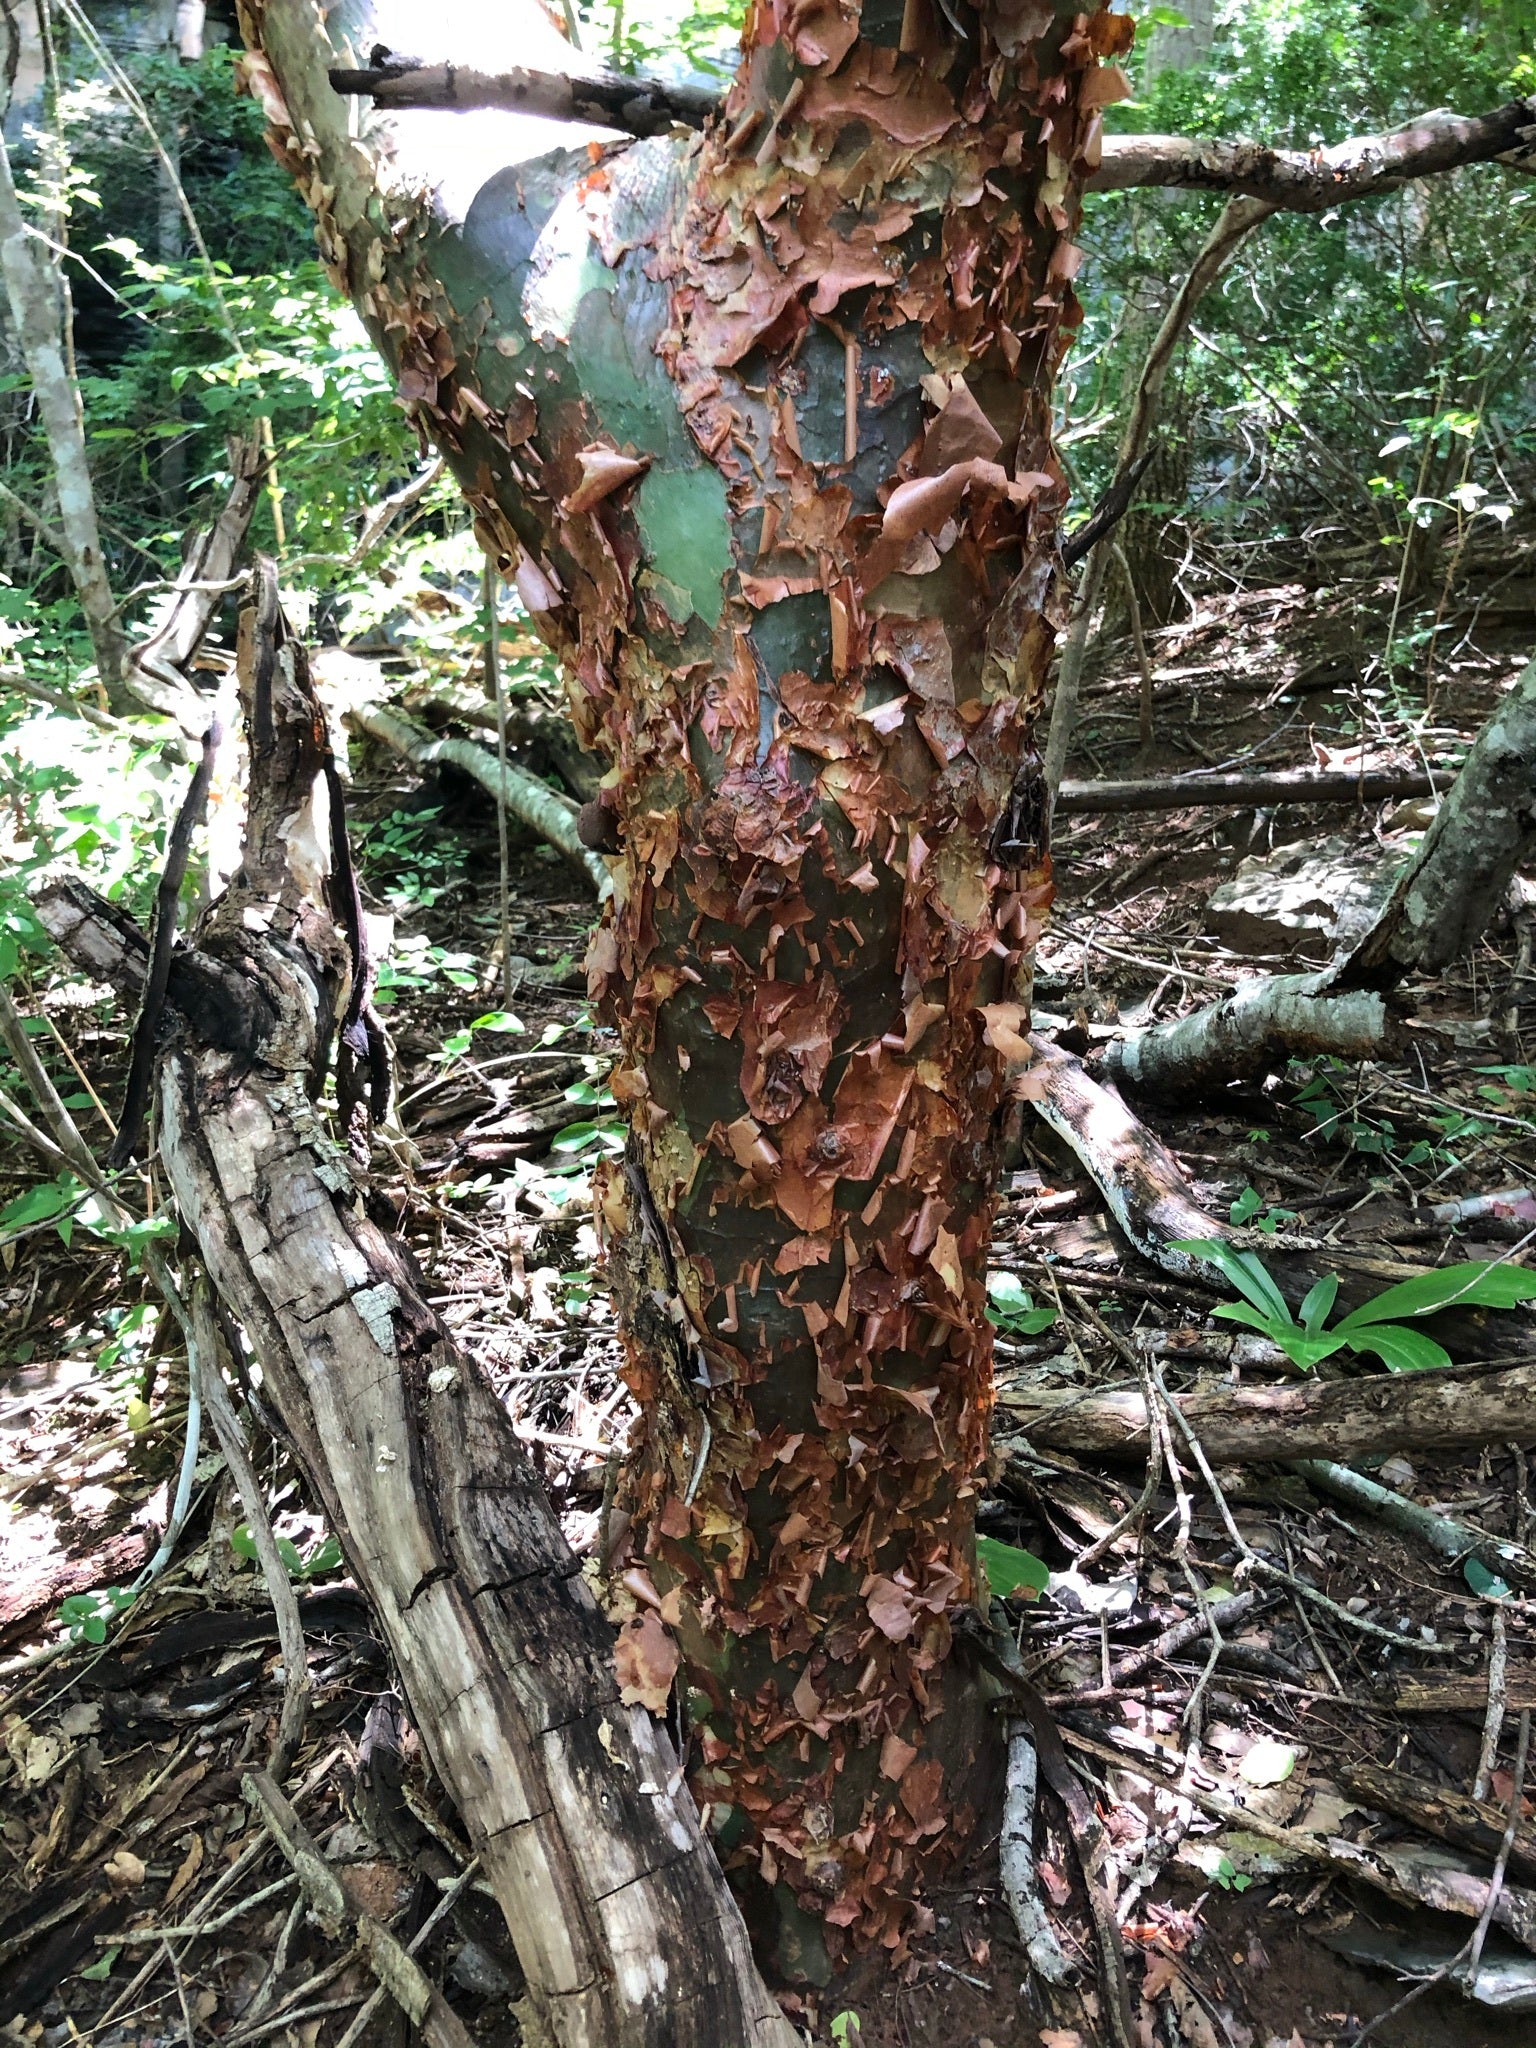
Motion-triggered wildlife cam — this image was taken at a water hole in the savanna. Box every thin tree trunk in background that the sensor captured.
[0,125,126,698]
[1044,193,1275,794]
[242,0,1107,1966]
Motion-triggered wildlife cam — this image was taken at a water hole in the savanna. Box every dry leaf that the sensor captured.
[162,1832,205,1911]
[613,1610,680,1715]
[564,446,651,516]
[865,1577,915,1642]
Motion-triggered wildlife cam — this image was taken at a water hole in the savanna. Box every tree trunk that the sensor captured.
[0,121,127,698]
[241,0,1108,1963]
[37,574,795,2048]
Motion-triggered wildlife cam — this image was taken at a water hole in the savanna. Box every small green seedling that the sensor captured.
[986,1271,1058,1336]
[230,1527,344,1580]
[1173,1239,1536,1373]
[58,1586,135,1645]
[977,1535,1050,1601]
[1228,1185,1299,1234]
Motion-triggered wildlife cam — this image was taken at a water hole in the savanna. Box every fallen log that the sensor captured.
[1055,766,1444,813]
[35,570,792,2048]
[1101,968,1394,1101]
[1101,649,1536,1098]
[347,701,612,898]
[997,1354,1536,1462]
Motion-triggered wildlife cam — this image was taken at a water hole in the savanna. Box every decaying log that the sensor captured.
[997,1354,1536,1462]
[36,573,793,2048]
[1101,969,1393,1102]
[1337,1761,1536,1882]
[1102,650,1536,1098]
[346,702,611,898]
[1055,766,1445,814]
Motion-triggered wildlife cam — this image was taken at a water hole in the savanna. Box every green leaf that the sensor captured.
[80,1946,120,1981]
[1239,1737,1297,1786]
[1229,1186,1264,1226]
[470,1011,526,1034]
[1336,1261,1536,1330]
[230,1525,260,1563]
[1171,1239,1292,1325]
[1299,1273,1340,1334]
[976,1535,1050,1600]
[1345,1324,1452,1373]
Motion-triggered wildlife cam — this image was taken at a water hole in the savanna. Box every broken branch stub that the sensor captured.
[37,572,793,2048]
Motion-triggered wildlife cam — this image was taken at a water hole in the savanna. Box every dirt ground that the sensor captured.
[2,563,1535,2048]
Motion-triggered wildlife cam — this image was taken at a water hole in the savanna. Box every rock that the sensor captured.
[1205,833,1411,961]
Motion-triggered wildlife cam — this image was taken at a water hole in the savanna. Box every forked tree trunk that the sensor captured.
[241,0,1108,1967]
[38,574,794,2048]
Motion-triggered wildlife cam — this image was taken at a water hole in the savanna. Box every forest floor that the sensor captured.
[2,565,1535,2048]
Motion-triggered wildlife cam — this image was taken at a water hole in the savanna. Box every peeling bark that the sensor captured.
[36,580,794,2048]
[239,0,1109,1960]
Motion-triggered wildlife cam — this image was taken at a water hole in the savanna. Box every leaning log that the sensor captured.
[36,572,793,2048]
[1102,650,1536,1098]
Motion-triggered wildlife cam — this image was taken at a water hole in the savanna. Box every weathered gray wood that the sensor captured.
[35,572,794,2048]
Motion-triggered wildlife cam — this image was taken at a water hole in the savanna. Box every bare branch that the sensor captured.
[1089,98,1536,210]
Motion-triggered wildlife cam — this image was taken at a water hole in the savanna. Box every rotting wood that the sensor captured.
[1336,1761,1536,1885]
[997,1354,1536,1462]
[36,570,795,2048]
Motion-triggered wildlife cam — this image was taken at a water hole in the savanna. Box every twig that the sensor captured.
[486,557,513,1011]
[113,716,221,1164]
[243,1770,476,2048]
[331,1858,483,2048]
[1475,1604,1509,1803]
[999,1715,1071,1983]
[960,1614,1138,2048]
[189,1279,311,1778]
[1292,1457,1536,1587]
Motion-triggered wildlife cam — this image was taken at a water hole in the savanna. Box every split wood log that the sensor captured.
[1103,649,1536,1099]
[326,57,1536,214]
[346,702,612,898]
[997,1354,1536,1462]
[35,574,793,2048]
[1054,766,1445,814]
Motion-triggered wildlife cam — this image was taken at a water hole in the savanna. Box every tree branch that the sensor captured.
[1089,98,1536,210]
[325,59,1536,211]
